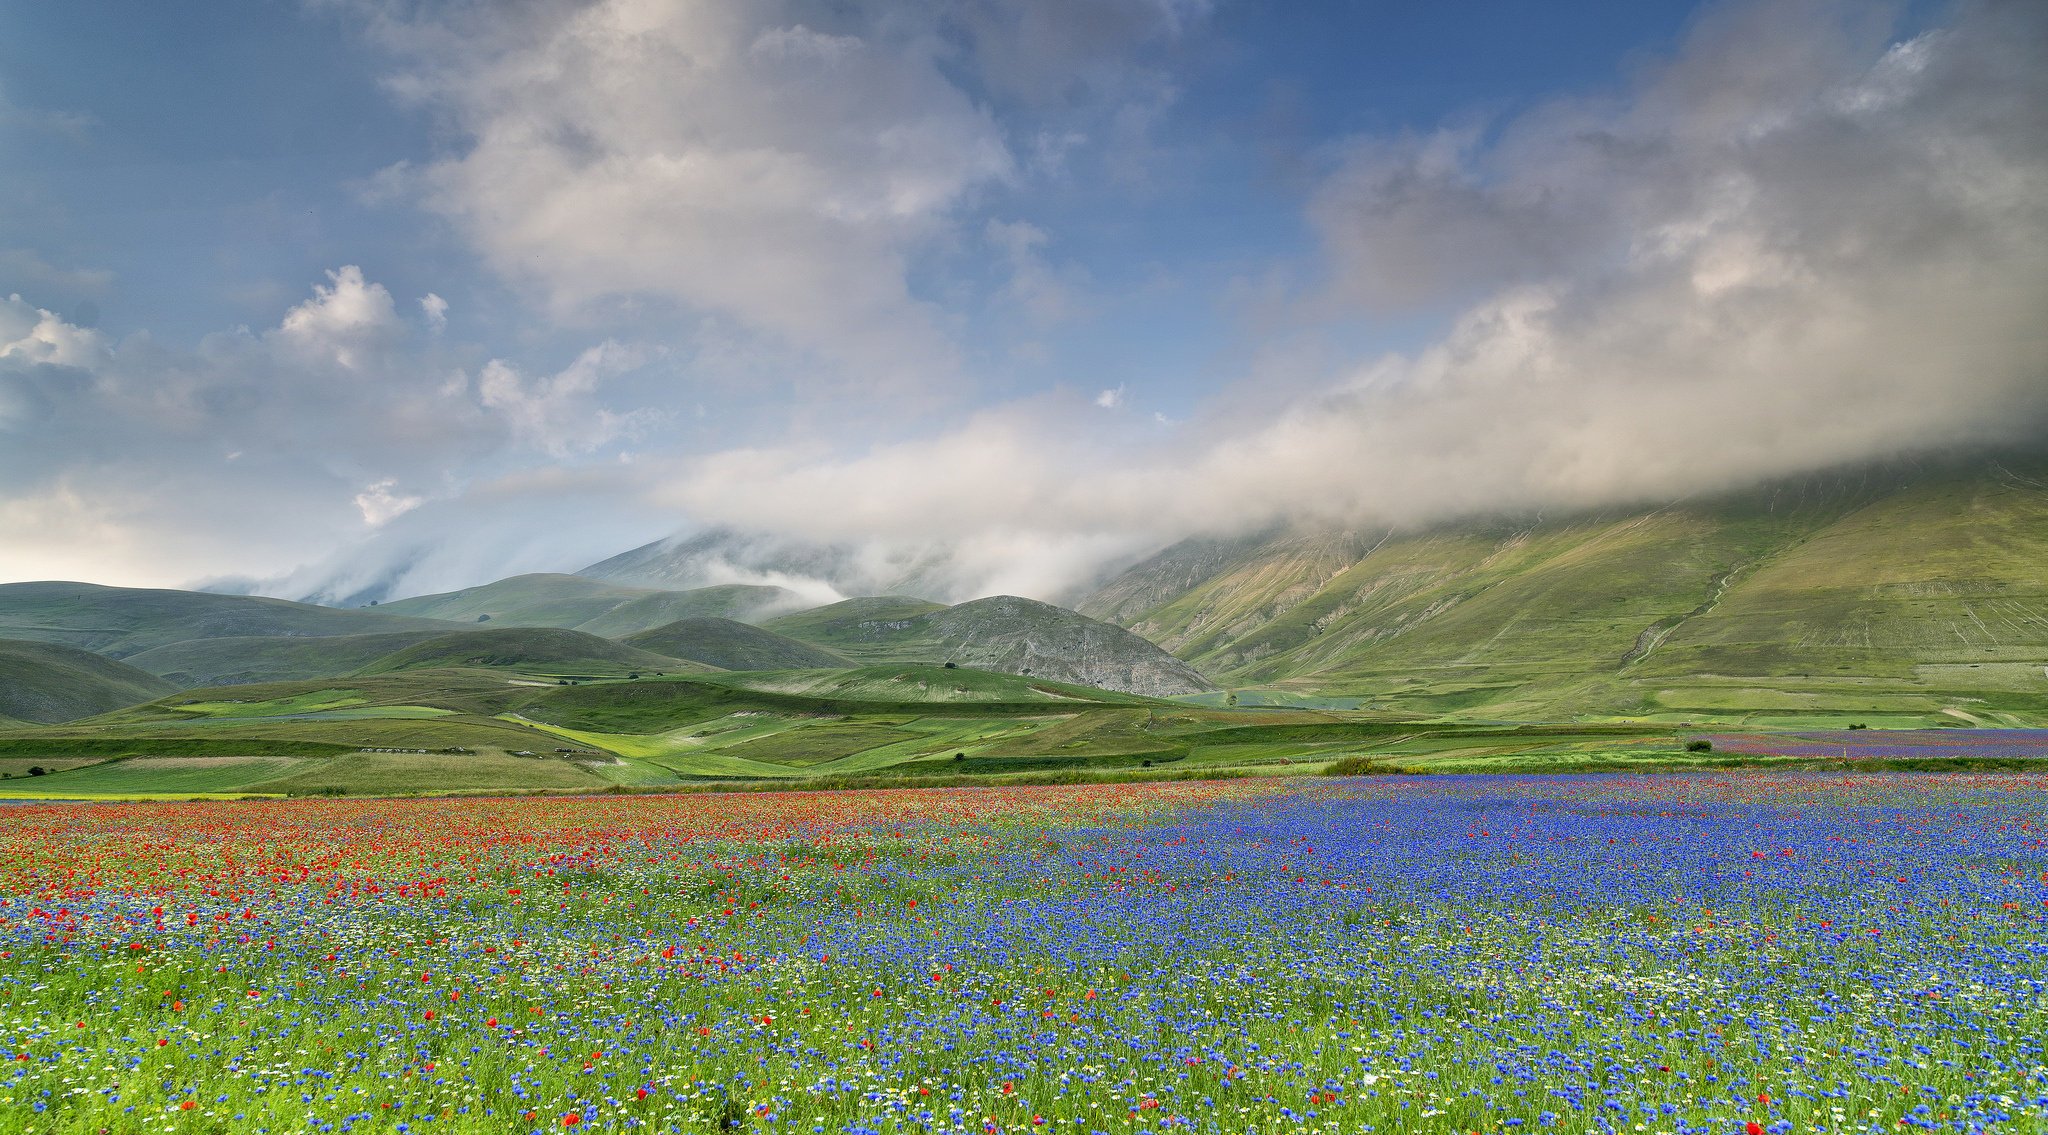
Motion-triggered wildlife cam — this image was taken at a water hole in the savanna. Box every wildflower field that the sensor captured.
[3,774,2045,1134]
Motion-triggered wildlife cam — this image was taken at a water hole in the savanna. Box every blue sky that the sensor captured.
[1,0,2039,601]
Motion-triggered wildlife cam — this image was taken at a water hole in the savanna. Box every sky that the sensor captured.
[1,0,2043,603]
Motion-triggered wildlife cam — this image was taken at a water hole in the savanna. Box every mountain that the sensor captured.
[355,627,705,677]
[0,581,460,659]
[0,638,177,723]
[376,573,801,635]
[123,631,450,688]
[620,617,852,671]
[765,594,1216,697]
[580,527,956,600]
[1080,460,2048,720]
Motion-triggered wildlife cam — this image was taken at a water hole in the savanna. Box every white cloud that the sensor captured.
[419,292,448,333]
[1094,384,1126,409]
[475,341,655,458]
[0,269,656,587]
[352,479,423,527]
[361,0,1013,388]
[346,0,1211,392]
[639,0,2048,591]
[273,265,401,369]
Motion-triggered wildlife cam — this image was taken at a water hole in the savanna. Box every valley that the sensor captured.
[1,460,2044,799]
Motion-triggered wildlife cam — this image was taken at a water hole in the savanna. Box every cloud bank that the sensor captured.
[4,0,2044,608]
[640,0,2048,595]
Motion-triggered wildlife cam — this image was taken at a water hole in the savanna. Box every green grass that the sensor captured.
[0,580,455,657]
[0,756,304,795]
[0,637,176,723]
[355,627,700,677]
[124,630,448,687]
[254,751,608,794]
[1082,459,2048,722]
[378,573,798,636]
[621,617,850,670]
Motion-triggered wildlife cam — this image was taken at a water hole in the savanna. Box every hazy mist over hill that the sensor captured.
[2,0,2043,605]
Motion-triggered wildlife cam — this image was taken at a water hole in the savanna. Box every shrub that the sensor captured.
[1685,739,1713,753]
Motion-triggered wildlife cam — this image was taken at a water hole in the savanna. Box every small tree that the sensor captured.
[1685,739,1712,753]
[27,766,45,776]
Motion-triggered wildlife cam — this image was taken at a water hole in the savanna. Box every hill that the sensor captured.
[355,627,702,677]
[0,638,176,723]
[123,631,450,688]
[620,617,851,671]
[0,581,459,658]
[376,573,801,635]
[580,527,956,599]
[760,596,949,655]
[765,594,1216,697]
[1080,459,2048,722]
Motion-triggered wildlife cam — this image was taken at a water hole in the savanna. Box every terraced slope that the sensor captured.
[620,618,850,671]
[378,574,800,635]
[0,582,458,658]
[0,638,176,723]
[1082,461,2048,720]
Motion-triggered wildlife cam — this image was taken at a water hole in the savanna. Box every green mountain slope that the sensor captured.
[766,595,1216,697]
[0,582,458,658]
[620,618,851,671]
[377,574,801,636]
[1081,462,2048,721]
[759,596,950,656]
[123,631,450,688]
[0,638,177,723]
[355,627,706,677]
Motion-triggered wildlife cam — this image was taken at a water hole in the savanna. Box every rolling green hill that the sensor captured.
[760,596,949,651]
[0,581,460,658]
[123,631,450,688]
[1081,460,2048,722]
[355,627,703,677]
[764,595,1216,696]
[620,617,851,671]
[377,574,800,636]
[0,638,176,723]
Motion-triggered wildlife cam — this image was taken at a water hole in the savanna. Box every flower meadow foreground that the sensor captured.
[3,775,2045,1135]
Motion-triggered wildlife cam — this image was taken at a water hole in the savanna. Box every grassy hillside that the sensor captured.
[620,617,850,670]
[377,574,800,636]
[355,627,703,677]
[764,595,1216,696]
[0,638,176,723]
[123,630,448,688]
[760,596,950,655]
[1082,461,2048,722]
[0,581,458,658]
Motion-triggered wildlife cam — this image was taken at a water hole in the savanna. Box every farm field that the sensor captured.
[1,774,2043,1133]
